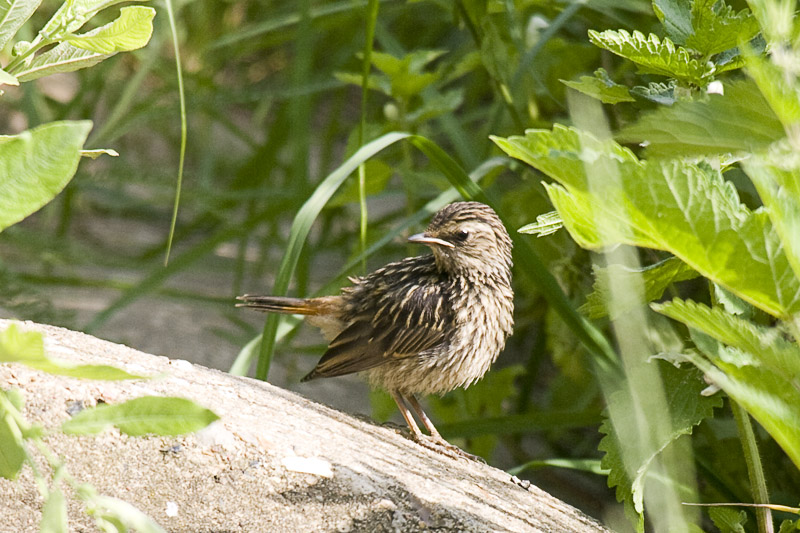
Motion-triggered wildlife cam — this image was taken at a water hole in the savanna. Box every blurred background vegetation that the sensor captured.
[3,0,800,530]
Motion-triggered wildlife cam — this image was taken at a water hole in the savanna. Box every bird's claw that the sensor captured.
[410,433,486,463]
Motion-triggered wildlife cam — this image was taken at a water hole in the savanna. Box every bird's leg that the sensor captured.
[394,392,485,463]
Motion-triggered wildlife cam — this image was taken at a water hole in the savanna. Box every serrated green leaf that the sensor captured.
[681,342,800,469]
[562,68,635,104]
[493,126,800,318]
[598,361,721,529]
[744,150,800,282]
[518,210,563,237]
[653,0,693,44]
[617,80,785,156]
[708,507,747,533]
[686,0,760,56]
[630,81,676,105]
[65,6,154,55]
[582,257,698,319]
[61,396,219,436]
[0,0,41,49]
[653,299,800,380]
[0,390,27,479]
[0,121,91,231]
[40,484,68,533]
[588,29,714,84]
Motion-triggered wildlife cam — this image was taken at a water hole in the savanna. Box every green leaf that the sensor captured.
[61,396,219,436]
[84,494,165,533]
[40,484,68,533]
[369,50,444,100]
[617,80,785,156]
[0,324,150,380]
[65,6,155,55]
[652,0,693,44]
[582,257,698,319]
[685,0,760,56]
[598,361,721,529]
[508,458,609,476]
[15,43,109,82]
[0,121,91,231]
[630,81,675,105]
[42,0,152,35]
[80,148,119,159]
[588,29,714,84]
[652,299,800,381]
[708,507,747,533]
[744,151,800,281]
[0,390,27,479]
[493,126,800,318]
[561,68,635,104]
[0,0,41,49]
[517,211,563,237]
[0,67,19,86]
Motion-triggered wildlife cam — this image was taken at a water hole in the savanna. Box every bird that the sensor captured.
[237,201,514,459]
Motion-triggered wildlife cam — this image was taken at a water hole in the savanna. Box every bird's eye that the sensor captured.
[453,229,470,242]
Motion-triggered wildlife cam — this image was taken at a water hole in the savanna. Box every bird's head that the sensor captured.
[408,201,513,279]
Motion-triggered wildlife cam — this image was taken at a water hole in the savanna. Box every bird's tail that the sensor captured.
[235,295,337,316]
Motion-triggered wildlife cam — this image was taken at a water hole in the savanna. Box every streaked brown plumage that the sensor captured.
[237,201,514,459]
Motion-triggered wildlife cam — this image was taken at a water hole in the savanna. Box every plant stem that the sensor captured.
[731,400,774,533]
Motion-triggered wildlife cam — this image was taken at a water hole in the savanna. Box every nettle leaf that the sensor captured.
[65,6,155,55]
[747,53,800,132]
[653,0,693,44]
[518,211,563,237]
[492,126,800,318]
[598,361,721,529]
[653,299,800,381]
[0,0,40,49]
[617,80,785,156]
[685,0,760,57]
[588,29,713,84]
[709,507,748,533]
[561,68,635,104]
[630,81,676,105]
[582,257,698,319]
[62,396,219,436]
[744,152,800,280]
[0,121,91,231]
[681,338,800,469]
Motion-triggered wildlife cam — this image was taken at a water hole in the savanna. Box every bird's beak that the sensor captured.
[408,232,454,248]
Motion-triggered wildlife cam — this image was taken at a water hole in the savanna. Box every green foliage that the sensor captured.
[708,506,748,533]
[62,396,220,436]
[561,68,636,105]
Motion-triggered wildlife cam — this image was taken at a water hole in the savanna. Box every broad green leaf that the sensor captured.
[681,342,800,469]
[61,396,219,436]
[652,0,693,44]
[630,81,675,105]
[84,494,165,533]
[686,0,759,57]
[0,121,91,231]
[40,484,68,533]
[0,0,41,49]
[0,390,26,479]
[598,361,721,529]
[617,81,785,156]
[561,68,635,104]
[653,299,800,380]
[0,324,149,380]
[744,150,800,281]
[493,126,800,318]
[582,257,698,319]
[65,6,155,55]
[0,67,19,86]
[746,53,800,135]
[42,0,151,35]
[588,29,714,84]
[517,210,563,237]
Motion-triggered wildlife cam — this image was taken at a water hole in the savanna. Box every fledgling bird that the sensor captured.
[237,201,514,459]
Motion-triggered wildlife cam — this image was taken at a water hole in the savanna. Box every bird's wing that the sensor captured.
[303,273,452,380]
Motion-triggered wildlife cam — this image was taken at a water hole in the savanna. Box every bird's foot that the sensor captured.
[410,433,486,463]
